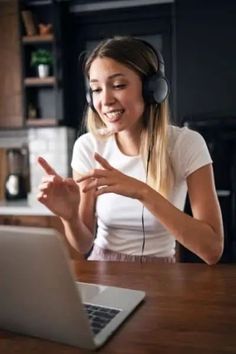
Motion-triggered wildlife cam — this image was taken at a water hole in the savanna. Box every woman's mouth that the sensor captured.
[105,109,124,122]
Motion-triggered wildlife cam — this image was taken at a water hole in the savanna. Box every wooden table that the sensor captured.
[1,261,236,353]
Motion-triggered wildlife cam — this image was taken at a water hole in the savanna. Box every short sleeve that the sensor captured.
[172,127,213,179]
[71,133,96,173]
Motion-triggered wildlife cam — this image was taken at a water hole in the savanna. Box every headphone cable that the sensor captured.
[140,146,152,263]
[140,106,158,263]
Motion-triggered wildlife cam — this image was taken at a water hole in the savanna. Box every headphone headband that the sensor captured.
[136,38,165,75]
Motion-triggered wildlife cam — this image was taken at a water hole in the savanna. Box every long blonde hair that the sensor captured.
[84,36,173,197]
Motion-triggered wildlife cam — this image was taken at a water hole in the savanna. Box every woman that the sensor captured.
[38,36,224,264]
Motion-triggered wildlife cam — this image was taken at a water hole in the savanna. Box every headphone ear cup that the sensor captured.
[86,89,96,112]
[143,71,169,104]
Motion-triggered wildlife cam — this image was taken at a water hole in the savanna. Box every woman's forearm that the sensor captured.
[60,216,94,255]
[138,184,223,265]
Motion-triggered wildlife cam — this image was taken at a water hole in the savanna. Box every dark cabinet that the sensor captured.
[0,0,71,129]
[20,0,65,127]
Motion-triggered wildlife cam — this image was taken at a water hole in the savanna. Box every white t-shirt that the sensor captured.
[71,126,212,258]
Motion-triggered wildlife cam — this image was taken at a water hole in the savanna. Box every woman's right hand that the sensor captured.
[37,156,80,221]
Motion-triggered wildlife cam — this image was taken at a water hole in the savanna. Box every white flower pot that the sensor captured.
[38,64,49,78]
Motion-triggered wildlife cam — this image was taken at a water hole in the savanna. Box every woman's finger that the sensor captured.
[38,156,58,176]
[76,168,107,183]
[41,175,58,183]
[38,182,51,192]
[82,177,108,192]
[95,186,113,196]
[37,191,48,203]
[94,152,113,170]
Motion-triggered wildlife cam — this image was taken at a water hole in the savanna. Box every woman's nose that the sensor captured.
[102,88,115,106]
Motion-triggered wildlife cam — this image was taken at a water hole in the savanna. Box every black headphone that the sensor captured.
[141,39,169,105]
[86,38,169,111]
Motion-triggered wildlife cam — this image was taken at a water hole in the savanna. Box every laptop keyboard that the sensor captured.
[84,303,121,335]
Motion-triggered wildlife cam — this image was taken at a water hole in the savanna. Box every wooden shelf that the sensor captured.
[18,0,67,129]
[26,118,58,127]
[24,76,56,86]
[22,34,54,44]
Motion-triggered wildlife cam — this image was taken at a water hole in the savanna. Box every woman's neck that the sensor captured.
[115,130,141,156]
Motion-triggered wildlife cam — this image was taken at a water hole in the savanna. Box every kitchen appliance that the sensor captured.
[5,147,29,200]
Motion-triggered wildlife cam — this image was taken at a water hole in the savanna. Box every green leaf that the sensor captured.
[31,49,53,67]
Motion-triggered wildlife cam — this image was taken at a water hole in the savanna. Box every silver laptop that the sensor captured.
[0,225,145,349]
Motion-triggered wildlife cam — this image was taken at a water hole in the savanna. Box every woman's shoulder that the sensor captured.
[72,132,114,172]
[168,125,212,178]
[74,131,95,145]
[168,124,201,138]
[168,125,205,150]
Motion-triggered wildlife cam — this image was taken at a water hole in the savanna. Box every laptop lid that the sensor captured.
[0,225,145,349]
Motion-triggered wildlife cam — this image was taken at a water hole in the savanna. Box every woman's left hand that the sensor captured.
[77,153,147,199]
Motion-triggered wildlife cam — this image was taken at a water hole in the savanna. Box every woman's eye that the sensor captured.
[113,84,126,89]
[91,88,101,94]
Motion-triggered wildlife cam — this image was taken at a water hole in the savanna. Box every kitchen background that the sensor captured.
[0,0,235,262]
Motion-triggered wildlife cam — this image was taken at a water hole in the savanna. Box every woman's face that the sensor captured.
[89,57,145,135]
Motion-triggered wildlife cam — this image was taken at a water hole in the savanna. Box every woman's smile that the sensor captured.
[104,109,125,122]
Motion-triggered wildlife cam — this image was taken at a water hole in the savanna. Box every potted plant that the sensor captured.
[31,49,53,78]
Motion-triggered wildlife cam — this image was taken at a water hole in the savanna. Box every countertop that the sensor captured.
[0,200,53,216]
